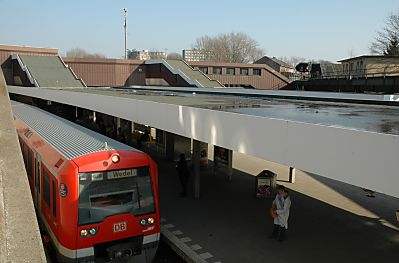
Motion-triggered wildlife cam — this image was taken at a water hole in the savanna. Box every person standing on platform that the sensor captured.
[176,154,190,197]
[269,185,291,241]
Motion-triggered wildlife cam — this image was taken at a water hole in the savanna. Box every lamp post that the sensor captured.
[123,8,128,59]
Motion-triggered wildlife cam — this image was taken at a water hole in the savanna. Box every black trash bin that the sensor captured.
[256,170,277,198]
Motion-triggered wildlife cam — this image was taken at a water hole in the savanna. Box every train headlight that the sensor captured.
[80,229,88,237]
[140,217,155,226]
[89,227,97,236]
[111,154,120,163]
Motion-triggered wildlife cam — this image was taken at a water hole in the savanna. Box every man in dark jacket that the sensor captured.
[176,154,189,197]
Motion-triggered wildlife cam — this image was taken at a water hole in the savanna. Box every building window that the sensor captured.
[43,169,50,208]
[213,67,222,75]
[199,67,208,74]
[226,68,235,75]
[240,68,249,75]
[253,68,261,76]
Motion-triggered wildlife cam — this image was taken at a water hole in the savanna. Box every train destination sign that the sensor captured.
[107,169,137,180]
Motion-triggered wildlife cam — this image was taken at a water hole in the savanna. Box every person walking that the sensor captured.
[176,154,190,197]
[269,185,291,242]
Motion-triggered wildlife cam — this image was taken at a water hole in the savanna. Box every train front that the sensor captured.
[70,150,160,262]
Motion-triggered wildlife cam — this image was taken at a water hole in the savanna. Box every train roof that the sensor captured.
[11,101,139,160]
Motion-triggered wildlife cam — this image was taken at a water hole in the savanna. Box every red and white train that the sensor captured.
[12,101,160,262]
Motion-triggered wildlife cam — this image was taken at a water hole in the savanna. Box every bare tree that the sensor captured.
[127,49,139,59]
[167,52,183,60]
[278,56,307,67]
[370,11,399,55]
[66,47,106,58]
[347,48,356,58]
[193,32,264,63]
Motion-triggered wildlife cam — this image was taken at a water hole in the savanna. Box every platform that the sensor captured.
[154,152,399,263]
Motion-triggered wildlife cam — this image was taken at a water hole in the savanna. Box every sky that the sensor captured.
[0,0,398,62]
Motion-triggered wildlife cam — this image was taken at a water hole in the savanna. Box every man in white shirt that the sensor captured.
[269,185,291,242]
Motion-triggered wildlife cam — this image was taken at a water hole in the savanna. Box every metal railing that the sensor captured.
[147,59,203,87]
[303,65,399,81]
[58,56,87,87]
[180,59,223,87]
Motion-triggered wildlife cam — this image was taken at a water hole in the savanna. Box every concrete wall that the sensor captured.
[63,57,291,89]
[0,72,46,262]
[63,57,146,87]
[8,86,399,198]
[341,56,399,78]
[189,61,290,89]
[0,44,58,85]
[146,64,194,87]
[365,57,399,76]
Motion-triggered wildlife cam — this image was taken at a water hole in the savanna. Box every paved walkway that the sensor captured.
[152,151,399,263]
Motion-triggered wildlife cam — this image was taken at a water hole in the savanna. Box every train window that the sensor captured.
[27,150,33,179]
[52,180,56,218]
[43,169,51,208]
[78,166,155,226]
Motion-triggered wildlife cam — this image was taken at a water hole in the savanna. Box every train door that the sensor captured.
[50,177,58,232]
[34,154,42,212]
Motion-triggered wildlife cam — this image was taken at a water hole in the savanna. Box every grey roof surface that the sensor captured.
[11,101,137,160]
[269,57,294,69]
[19,55,85,88]
[8,86,399,136]
[72,87,399,135]
[73,87,231,107]
[320,63,342,76]
[337,55,399,62]
[228,101,399,135]
[255,56,294,69]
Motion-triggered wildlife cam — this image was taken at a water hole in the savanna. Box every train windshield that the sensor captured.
[78,166,155,226]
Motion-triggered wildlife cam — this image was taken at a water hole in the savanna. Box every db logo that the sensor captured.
[113,222,127,233]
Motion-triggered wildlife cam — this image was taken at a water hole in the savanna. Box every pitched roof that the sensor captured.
[338,55,399,62]
[255,56,294,69]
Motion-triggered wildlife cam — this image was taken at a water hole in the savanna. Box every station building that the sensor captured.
[0,44,291,89]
